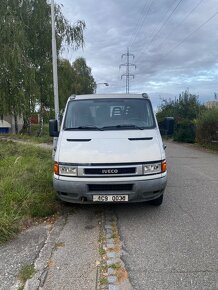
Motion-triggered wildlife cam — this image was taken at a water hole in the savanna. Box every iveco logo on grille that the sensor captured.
[102,169,119,174]
[84,167,136,175]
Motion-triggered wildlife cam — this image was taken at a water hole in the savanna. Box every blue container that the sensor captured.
[0,128,9,134]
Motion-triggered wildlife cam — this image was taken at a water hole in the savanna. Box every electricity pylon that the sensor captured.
[119,48,136,94]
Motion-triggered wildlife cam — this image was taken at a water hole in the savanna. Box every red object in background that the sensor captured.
[30,115,39,124]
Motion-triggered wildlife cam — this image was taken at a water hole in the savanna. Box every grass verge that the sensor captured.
[0,140,60,244]
[1,124,53,144]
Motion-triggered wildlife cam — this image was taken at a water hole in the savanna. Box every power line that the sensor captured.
[152,0,205,53]
[128,0,154,49]
[147,0,177,40]
[135,0,185,64]
[129,1,174,53]
[163,12,218,58]
[132,12,217,86]
[119,48,136,94]
[128,0,150,47]
[150,0,185,44]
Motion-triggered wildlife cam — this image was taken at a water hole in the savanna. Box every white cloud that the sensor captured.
[59,0,218,104]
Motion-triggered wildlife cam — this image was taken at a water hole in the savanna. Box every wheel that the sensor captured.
[149,194,163,206]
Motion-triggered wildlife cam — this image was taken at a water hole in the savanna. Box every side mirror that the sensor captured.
[49,119,59,137]
[163,144,167,150]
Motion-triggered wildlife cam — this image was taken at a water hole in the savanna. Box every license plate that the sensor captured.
[93,195,128,202]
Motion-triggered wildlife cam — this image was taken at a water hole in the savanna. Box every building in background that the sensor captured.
[205,101,218,109]
[0,115,23,134]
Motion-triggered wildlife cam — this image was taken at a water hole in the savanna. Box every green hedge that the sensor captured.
[196,108,218,144]
[173,119,196,143]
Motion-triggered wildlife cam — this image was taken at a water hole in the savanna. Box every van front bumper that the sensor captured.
[53,173,167,204]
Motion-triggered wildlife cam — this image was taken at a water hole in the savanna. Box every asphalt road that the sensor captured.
[114,141,218,290]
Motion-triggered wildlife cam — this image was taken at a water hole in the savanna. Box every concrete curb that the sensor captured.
[24,216,66,290]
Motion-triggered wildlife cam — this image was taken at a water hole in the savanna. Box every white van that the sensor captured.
[49,93,167,206]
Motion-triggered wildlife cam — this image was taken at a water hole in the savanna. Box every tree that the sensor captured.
[24,0,85,135]
[58,58,96,111]
[0,0,38,133]
[58,59,75,111]
[157,91,205,121]
[156,91,206,143]
[196,108,218,145]
[72,58,96,95]
[0,0,86,134]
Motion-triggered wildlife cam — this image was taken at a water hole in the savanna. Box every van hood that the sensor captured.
[56,129,163,164]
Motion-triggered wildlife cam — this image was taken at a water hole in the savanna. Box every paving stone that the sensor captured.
[108,275,117,284]
[107,252,116,259]
[108,268,116,276]
[107,243,115,249]
[105,225,113,230]
[107,258,120,266]
[108,284,118,290]
[107,239,114,244]
[106,228,113,235]
[106,233,112,239]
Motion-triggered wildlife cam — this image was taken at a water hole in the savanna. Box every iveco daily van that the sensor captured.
[49,93,167,206]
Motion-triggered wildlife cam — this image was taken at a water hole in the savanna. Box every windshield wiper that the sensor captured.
[64,126,104,131]
[101,124,145,130]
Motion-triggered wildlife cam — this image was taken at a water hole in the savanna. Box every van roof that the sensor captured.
[68,93,149,101]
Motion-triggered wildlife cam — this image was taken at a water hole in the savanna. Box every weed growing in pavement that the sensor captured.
[98,233,106,244]
[111,222,121,252]
[99,277,108,285]
[54,242,65,250]
[18,264,36,284]
[0,140,60,243]
[99,246,106,256]
[109,263,121,270]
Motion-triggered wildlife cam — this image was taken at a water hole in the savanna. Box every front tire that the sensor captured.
[149,194,163,206]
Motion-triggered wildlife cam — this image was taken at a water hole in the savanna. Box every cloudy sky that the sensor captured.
[58,0,218,108]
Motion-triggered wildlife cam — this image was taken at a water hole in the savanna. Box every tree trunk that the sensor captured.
[27,95,33,135]
[22,117,28,132]
[27,116,32,135]
[14,114,18,134]
[37,105,44,137]
[22,116,32,135]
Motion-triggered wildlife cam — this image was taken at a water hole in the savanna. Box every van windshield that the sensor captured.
[64,98,155,130]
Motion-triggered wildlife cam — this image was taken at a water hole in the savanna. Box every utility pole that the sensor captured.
[119,48,136,94]
[51,0,59,124]
[51,0,59,154]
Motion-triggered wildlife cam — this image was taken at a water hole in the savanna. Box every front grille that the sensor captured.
[88,184,133,191]
[84,167,136,175]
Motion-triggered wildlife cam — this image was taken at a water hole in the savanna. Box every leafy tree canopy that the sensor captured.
[0,0,86,133]
[156,91,205,122]
[58,58,96,110]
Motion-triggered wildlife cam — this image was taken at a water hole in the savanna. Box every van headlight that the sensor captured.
[143,162,161,175]
[59,165,78,176]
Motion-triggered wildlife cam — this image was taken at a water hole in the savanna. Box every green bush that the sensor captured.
[196,108,218,144]
[173,119,196,143]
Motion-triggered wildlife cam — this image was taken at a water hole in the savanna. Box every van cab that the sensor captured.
[49,93,167,206]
